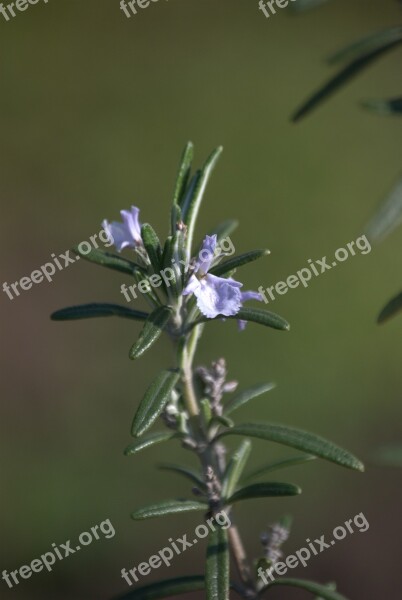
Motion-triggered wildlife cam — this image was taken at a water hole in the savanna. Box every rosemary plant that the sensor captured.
[52,143,364,600]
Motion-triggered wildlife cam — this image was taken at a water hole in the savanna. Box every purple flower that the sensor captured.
[102,206,142,252]
[238,290,264,331]
[183,235,243,319]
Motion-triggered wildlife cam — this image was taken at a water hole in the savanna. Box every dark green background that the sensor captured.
[1,0,401,598]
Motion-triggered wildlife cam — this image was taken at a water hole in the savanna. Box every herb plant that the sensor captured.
[52,143,364,600]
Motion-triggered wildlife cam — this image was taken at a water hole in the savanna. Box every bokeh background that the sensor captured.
[1,0,402,598]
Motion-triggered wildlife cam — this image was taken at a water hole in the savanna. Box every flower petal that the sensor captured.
[102,206,142,252]
[240,290,264,303]
[120,206,142,245]
[183,274,200,296]
[237,290,264,331]
[102,220,136,252]
[193,274,242,318]
[196,234,218,275]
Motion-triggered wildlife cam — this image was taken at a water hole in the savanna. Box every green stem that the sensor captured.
[177,328,255,597]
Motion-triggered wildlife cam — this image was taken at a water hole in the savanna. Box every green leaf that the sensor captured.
[173,141,194,207]
[131,369,180,437]
[210,249,270,277]
[158,464,206,490]
[315,583,338,599]
[243,455,316,483]
[227,482,301,504]
[129,306,172,360]
[209,415,234,430]
[365,175,402,242]
[194,308,290,331]
[114,576,243,600]
[206,527,229,600]
[225,382,276,416]
[141,223,162,273]
[378,290,402,324]
[184,146,223,253]
[161,232,185,300]
[124,432,178,456]
[51,303,148,322]
[181,170,201,215]
[131,499,207,521]
[264,578,348,600]
[200,398,212,427]
[327,26,402,65]
[72,246,143,276]
[217,423,364,472]
[362,97,402,116]
[221,440,252,499]
[114,575,205,600]
[292,31,402,122]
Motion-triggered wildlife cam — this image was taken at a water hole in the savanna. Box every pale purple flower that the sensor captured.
[238,290,264,331]
[102,206,142,252]
[183,235,243,319]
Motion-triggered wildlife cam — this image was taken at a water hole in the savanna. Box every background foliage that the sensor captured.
[1,0,401,598]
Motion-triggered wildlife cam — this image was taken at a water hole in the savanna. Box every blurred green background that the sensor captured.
[1,0,402,598]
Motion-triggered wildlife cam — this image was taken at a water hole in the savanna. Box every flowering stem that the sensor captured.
[177,328,256,597]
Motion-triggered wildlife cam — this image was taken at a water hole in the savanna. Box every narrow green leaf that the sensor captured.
[365,175,402,242]
[362,97,402,116]
[158,464,206,490]
[131,499,207,521]
[217,423,364,472]
[72,246,143,276]
[227,482,301,505]
[243,455,316,483]
[114,576,242,600]
[209,415,234,430]
[129,306,172,360]
[206,527,229,600]
[221,440,252,499]
[292,36,402,122]
[173,141,194,207]
[161,232,184,300]
[114,575,205,600]
[51,303,148,322]
[181,170,202,216]
[264,578,348,600]
[328,26,402,65]
[184,146,223,253]
[225,382,276,416]
[141,223,162,273]
[194,308,290,331]
[124,432,178,456]
[315,583,338,599]
[378,290,402,324]
[170,203,182,237]
[131,369,180,437]
[210,249,270,277]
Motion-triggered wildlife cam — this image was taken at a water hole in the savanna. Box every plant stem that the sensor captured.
[178,329,256,596]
